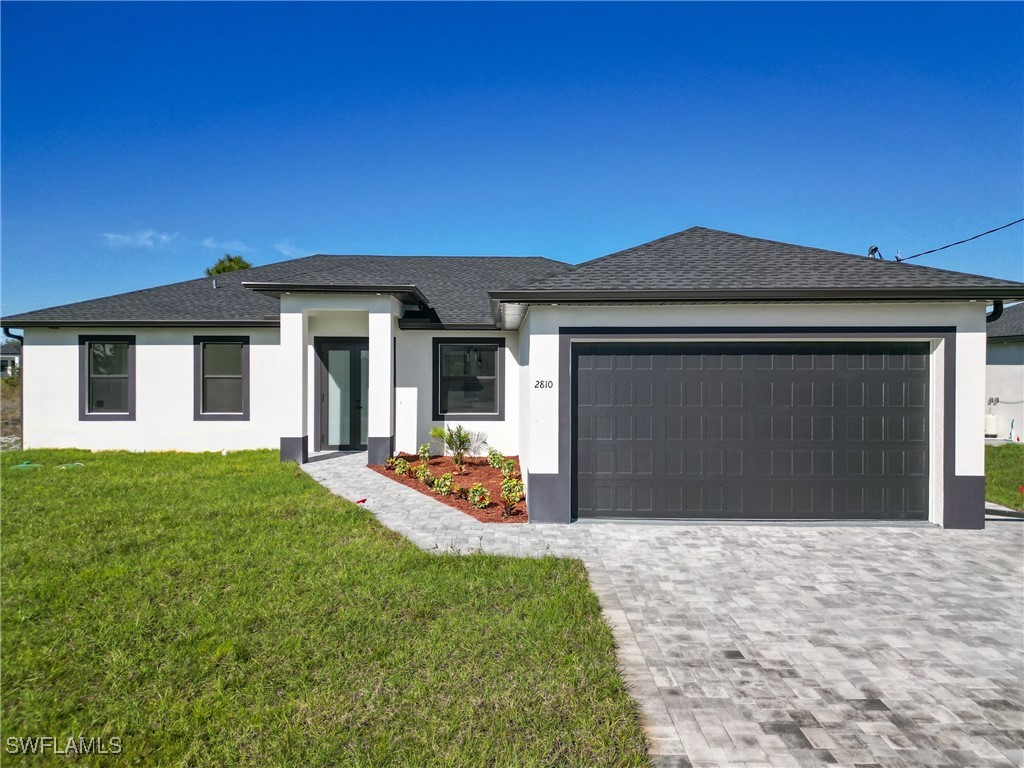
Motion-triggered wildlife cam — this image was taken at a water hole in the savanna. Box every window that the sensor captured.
[79,335,135,420]
[432,338,504,420]
[194,336,249,420]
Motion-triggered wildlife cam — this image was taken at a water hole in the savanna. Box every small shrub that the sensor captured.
[417,443,431,464]
[384,457,397,470]
[415,463,434,487]
[393,458,410,475]
[487,448,505,469]
[501,475,525,514]
[467,483,490,509]
[433,473,454,496]
[429,424,479,474]
[452,484,466,499]
[499,458,517,478]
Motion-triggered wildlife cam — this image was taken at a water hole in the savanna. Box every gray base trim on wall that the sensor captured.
[367,436,394,465]
[280,436,308,464]
[526,471,572,523]
[943,476,986,529]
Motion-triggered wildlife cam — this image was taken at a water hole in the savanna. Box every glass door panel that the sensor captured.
[358,348,369,446]
[316,338,369,451]
[326,348,352,447]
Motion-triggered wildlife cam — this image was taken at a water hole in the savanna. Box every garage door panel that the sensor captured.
[574,342,930,520]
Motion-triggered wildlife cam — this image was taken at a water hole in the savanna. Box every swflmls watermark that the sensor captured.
[5,736,122,755]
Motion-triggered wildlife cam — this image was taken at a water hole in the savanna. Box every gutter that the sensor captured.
[242,282,429,306]
[397,320,499,331]
[986,300,1004,323]
[0,319,281,328]
[488,286,1024,303]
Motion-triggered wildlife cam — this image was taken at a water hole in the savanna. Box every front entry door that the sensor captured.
[315,338,369,451]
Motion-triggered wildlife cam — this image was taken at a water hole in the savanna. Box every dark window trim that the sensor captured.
[193,336,250,421]
[79,335,136,421]
[431,337,505,421]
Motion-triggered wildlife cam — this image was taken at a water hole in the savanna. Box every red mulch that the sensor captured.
[369,454,528,524]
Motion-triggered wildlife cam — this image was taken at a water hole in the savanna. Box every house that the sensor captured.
[4,227,1023,529]
[985,302,1024,441]
[0,342,20,378]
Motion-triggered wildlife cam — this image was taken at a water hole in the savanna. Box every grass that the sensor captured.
[985,443,1024,511]
[1,450,650,767]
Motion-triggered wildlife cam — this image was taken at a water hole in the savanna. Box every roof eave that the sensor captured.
[488,287,1024,303]
[1,319,281,328]
[242,282,429,306]
[396,320,499,331]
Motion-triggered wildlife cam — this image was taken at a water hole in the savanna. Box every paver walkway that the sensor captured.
[305,453,1024,768]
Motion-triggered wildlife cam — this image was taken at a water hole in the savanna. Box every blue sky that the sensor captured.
[2,2,1022,317]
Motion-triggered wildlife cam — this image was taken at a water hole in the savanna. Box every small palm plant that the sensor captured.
[429,424,475,474]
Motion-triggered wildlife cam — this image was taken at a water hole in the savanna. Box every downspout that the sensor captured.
[986,300,1004,323]
[2,326,25,449]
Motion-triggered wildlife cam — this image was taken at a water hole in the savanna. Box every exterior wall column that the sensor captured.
[279,298,309,462]
[367,309,395,464]
[945,311,988,529]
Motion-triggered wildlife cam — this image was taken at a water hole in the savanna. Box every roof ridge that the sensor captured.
[568,226,705,270]
[537,225,1022,287]
[306,254,566,263]
[3,253,328,318]
[671,227,1024,285]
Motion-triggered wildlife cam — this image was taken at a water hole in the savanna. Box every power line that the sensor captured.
[895,217,1024,262]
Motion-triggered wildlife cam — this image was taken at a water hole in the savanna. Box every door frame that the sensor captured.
[570,339,932,521]
[313,336,369,452]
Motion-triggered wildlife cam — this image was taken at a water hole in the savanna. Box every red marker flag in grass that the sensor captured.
[355,498,367,505]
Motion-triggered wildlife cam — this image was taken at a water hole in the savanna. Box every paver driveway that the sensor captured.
[305,453,1024,768]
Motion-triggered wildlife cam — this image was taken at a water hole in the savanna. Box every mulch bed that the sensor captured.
[370,454,528,524]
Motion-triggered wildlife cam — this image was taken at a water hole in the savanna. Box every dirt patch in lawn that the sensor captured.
[1,379,21,451]
[370,454,528,524]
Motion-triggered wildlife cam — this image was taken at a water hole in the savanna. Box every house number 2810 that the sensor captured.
[534,380,554,388]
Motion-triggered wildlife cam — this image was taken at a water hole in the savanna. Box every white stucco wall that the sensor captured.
[22,326,282,451]
[280,292,398,453]
[986,339,1024,441]
[19,300,990,500]
[283,293,520,457]
[516,301,988,524]
[393,329,520,457]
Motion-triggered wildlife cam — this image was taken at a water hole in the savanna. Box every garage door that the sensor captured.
[573,342,929,520]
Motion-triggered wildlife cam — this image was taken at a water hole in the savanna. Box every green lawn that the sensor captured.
[1,450,650,766]
[986,443,1024,512]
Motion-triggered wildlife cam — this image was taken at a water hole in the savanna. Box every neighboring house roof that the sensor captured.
[0,255,569,328]
[987,302,1024,340]
[494,227,1024,301]
[0,342,20,355]
[3,227,1022,329]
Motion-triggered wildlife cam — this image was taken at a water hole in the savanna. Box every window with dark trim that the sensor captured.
[194,336,250,420]
[432,338,504,421]
[79,335,136,421]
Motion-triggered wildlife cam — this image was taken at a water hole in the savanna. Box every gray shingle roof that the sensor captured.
[508,227,1024,296]
[987,302,1024,339]
[1,254,570,327]
[4,227,1021,328]
[1,342,20,355]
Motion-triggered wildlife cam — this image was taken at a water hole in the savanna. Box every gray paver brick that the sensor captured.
[304,453,1024,768]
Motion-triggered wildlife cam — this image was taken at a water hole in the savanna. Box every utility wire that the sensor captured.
[895,217,1024,262]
